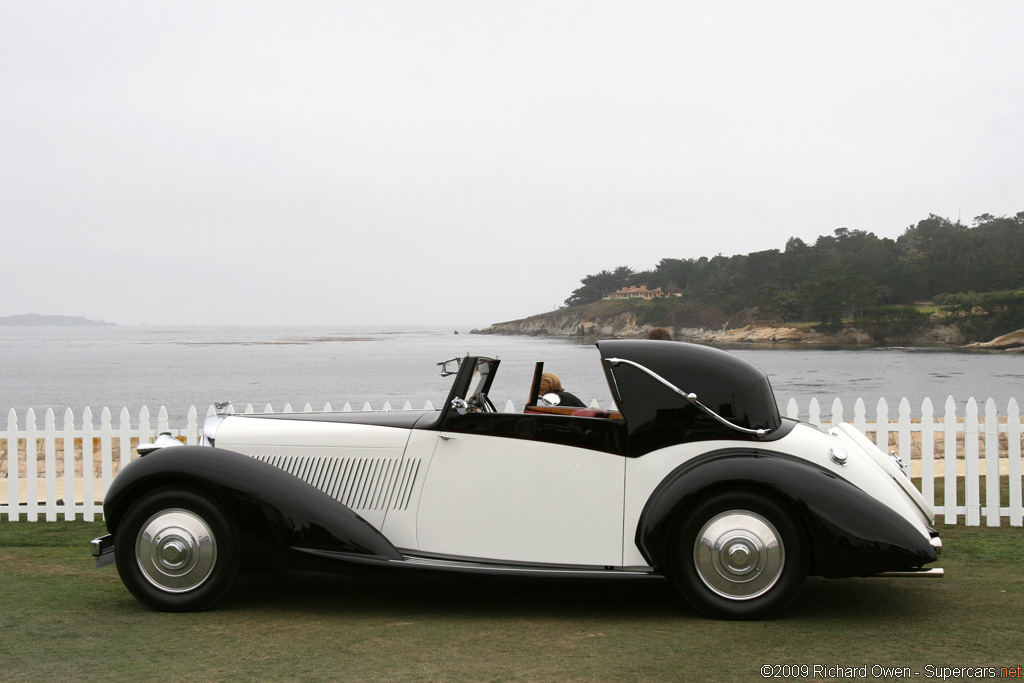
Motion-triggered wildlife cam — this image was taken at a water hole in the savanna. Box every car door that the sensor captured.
[414,412,626,567]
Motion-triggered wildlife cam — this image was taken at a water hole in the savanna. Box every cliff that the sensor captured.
[473,300,671,338]
[472,299,780,342]
[472,300,974,348]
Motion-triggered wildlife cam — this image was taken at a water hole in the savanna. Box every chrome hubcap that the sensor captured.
[693,510,784,600]
[136,509,217,593]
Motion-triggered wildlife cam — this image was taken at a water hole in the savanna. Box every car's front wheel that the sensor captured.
[669,491,807,620]
[114,486,239,612]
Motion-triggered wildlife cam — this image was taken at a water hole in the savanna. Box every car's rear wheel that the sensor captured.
[669,491,807,620]
[114,486,239,612]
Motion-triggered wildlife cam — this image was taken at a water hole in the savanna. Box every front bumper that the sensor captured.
[91,534,115,568]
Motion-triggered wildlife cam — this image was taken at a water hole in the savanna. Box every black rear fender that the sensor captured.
[637,449,937,578]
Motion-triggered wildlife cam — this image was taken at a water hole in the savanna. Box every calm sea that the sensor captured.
[0,325,1020,421]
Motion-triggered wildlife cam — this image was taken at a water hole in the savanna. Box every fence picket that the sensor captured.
[876,399,890,459]
[62,408,75,521]
[100,408,113,503]
[83,407,95,522]
[943,397,958,524]
[853,399,867,435]
[26,409,38,521]
[1009,399,1022,527]
[118,407,132,473]
[808,398,821,426]
[985,399,1000,527]
[185,406,199,446]
[139,406,152,448]
[785,398,798,420]
[965,399,980,526]
[831,398,843,426]
[921,399,935,509]
[899,399,912,478]
[44,409,57,521]
[1,398,1022,526]
[5,409,18,521]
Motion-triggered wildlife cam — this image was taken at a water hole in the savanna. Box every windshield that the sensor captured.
[466,358,496,403]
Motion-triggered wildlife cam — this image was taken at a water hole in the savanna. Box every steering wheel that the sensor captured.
[469,392,497,413]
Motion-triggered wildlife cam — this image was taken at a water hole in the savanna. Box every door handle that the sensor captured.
[439,433,457,441]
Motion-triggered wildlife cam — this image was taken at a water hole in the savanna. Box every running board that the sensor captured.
[294,547,661,580]
[873,568,944,579]
[400,554,657,579]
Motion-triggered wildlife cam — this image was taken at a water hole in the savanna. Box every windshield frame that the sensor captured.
[441,356,500,416]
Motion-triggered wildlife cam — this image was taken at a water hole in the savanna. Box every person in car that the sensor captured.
[646,327,673,340]
[538,373,586,407]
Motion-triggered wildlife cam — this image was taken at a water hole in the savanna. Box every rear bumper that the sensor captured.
[874,567,944,578]
[874,535,943,578]
[91,534,115,568]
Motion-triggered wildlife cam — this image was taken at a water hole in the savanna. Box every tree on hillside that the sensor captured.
[560,210,1024,337]
[563,266,635,307]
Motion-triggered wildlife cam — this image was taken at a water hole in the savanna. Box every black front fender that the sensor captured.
[103,446,403,569]
[637,449,937,578]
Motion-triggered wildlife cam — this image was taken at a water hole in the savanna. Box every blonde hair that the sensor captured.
[539,373,563,394]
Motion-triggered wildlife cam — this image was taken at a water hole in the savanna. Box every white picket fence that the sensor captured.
[1,396,1021,527]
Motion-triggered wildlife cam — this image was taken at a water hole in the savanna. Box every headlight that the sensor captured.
[201,415,226,446]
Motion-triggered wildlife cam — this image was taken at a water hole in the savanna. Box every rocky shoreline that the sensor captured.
[472,307,1024,351]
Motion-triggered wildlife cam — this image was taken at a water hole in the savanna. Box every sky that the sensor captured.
[1,1,1022,327]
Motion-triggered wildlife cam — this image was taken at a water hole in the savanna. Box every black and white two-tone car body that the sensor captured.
[92,340,942,619]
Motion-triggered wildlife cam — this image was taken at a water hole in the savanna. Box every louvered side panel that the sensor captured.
[249,454,421,512]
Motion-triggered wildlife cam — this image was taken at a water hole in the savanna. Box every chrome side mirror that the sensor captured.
[438,357,463,377]
[450,397,468,416]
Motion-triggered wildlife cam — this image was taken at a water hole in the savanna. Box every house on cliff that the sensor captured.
[606,285,665,300]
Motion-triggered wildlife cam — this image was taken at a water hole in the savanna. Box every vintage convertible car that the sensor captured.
[91,340,942,619]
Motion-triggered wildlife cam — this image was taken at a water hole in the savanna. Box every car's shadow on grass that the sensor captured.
[221,569,940,622]
[227,569,682,619]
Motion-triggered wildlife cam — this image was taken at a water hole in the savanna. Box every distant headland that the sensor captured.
[474,210,1024,351]
[469,299,1024,351]
[0,314,116,326]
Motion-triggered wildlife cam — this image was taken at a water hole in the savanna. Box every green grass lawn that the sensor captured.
[1,521,1022,683]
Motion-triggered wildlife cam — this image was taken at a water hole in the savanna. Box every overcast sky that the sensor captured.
[2,2,1021,327]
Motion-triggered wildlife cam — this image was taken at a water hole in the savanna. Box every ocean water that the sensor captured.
[0,325,1021,422]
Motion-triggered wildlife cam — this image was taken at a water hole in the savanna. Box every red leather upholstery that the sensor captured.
[572,408,612,418]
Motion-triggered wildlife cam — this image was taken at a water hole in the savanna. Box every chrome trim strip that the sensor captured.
[873,568,944,579]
